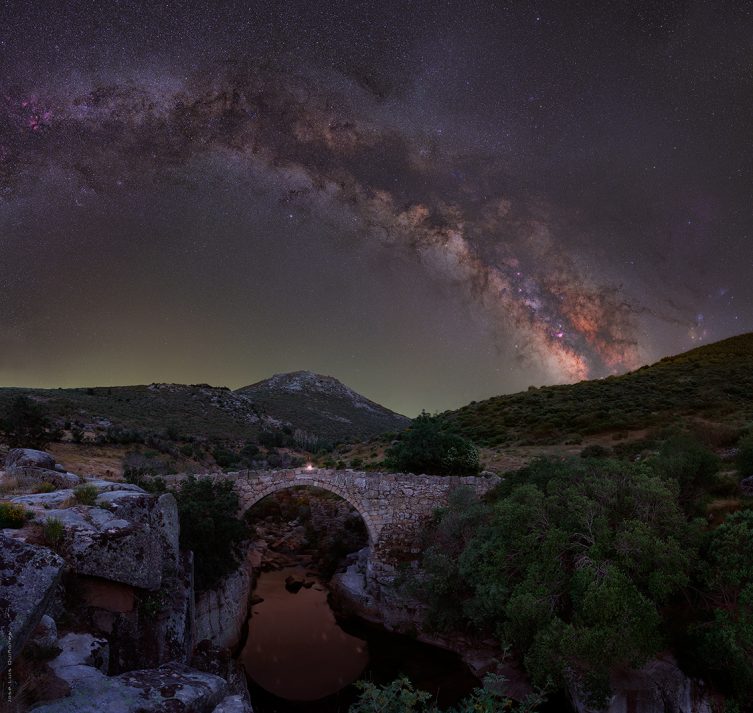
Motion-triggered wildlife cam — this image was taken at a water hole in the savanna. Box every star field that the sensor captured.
[1,0,752,415]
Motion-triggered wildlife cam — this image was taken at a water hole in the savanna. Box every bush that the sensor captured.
[650,434,720,513]
[73,484,98,506]
[736,434,753,478]
[32,482,56,494]
[352,674,543,713]
[580,444,612,459]
[0,502,31,528]
[173,476,246,590]
[385,412,481,476]
[42,517,65,548]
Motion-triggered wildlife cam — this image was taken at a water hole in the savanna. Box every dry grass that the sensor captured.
[0,476,21,496]
[47,443,128,480]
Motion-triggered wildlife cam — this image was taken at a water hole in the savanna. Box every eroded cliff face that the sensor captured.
[0,448,253,713]
[194,546,257,651]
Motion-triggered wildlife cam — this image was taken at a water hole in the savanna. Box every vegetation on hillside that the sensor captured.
[384,412,481,476]
[407,444,753,709]
[441,333,753,447]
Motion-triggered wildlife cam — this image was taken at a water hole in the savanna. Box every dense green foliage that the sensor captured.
[0,395,57,449]
[385,413,481,476]
[411,458,701,704]
[352,675,542,713]
[687,510,753,701]
[173,476,247,590]
[441,332,753,446]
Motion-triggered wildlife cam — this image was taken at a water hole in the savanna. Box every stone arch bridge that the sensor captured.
[211,467,499,591]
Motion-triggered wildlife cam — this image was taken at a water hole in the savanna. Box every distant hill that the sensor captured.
[236,371,410,442]
[0,373,409,446]
[440,332,753,447]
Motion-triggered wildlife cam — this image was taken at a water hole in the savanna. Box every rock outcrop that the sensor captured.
[0,449,248,711]
[0,536,65,669]
[4,447,82,489]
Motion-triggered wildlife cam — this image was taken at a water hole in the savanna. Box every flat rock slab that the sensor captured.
[33,661,229,713]
[0,536,65,670]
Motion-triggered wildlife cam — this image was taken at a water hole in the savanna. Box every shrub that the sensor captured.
[385,412,480,476]
[73,484,98,506]
[0,502,31,528]
[42,517,65,548]
[173,476,246,590]
[580,444,612,459]
[31,481,56,494]
[736,434,753,478]
[352,674,543,713]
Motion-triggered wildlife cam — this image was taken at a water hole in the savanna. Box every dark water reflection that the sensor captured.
[240,566,369,701]
[240,566,481,712]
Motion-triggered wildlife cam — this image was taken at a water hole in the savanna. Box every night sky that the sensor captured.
[1,1,752,416]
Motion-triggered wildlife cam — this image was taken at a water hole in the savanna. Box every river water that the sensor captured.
[239,565,481,712]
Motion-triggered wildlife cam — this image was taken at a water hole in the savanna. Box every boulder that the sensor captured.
[6,448,56,470]
[34,491,166,590]
[0,536,65,670]
[32,661,230,713]
[7,466,81,490]
[212,694,254,713]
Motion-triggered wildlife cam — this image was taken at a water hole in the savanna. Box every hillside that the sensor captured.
[440,332,753,447]
[236,371,410,442]
[0,374,409,447]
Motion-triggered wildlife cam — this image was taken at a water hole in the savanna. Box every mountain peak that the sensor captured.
[236,372,409,442]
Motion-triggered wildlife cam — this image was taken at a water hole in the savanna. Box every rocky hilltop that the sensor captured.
[237,371,410,442]
[0,372,410,448]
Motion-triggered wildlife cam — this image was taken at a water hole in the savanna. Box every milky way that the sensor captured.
[1,1,752,413]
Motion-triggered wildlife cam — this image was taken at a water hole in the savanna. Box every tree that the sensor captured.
[0,395,56,449]
[385,412,480,476]
[173,476,247,590]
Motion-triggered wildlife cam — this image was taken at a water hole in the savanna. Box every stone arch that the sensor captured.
[239,477,379,545]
